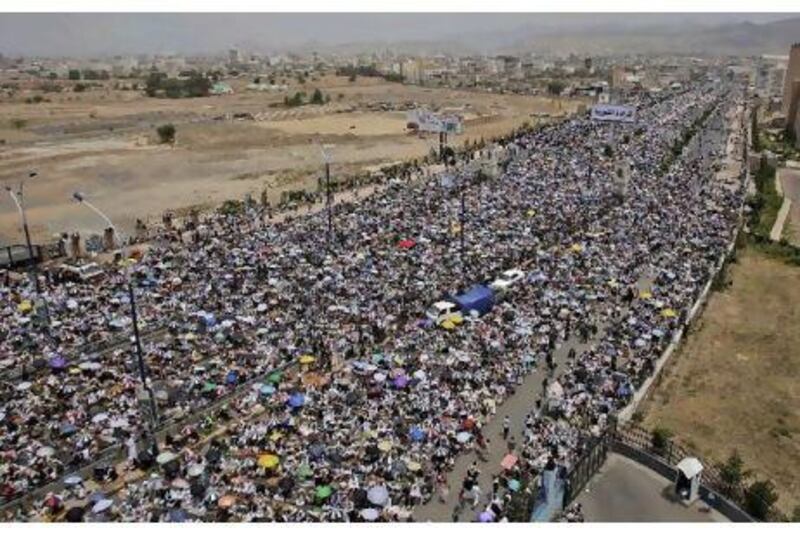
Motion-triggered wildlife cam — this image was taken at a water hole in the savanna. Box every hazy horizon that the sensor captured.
[0,13,797,57]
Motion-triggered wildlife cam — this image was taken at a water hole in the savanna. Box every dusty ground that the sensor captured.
[778,167,800,246]
[0,75,580,243]
[640,247,800,514]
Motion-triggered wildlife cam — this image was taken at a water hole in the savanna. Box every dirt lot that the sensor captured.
[0,75,580,243]
[640,246,800,514]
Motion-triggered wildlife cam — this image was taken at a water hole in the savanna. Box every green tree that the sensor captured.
[547,80,565,95]
[718,450,749,498]
[650,427,672,454]
[74,83,87,93]
[310,88,324,105]
[156,123,176,145]
[68,69,81,80]
[744,480,779,520]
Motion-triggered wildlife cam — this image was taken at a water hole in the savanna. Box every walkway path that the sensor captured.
[413,274,653,522]
[575,453,727,522]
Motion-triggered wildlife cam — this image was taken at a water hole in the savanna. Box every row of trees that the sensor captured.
[145,72,211,98]
[335,65,404,84]
[283,88,330,107]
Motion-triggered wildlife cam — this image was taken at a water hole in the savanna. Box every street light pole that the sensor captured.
[72,192,160,454]
[5,172,51,331]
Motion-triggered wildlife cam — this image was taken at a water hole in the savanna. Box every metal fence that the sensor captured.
[562,432,611,506]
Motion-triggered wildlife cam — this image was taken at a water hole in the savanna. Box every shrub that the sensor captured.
[744,480,779,520]
[651,427,672,453]
[156,123,176,145]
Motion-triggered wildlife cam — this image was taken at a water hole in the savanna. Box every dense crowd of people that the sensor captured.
[0,78,746,522]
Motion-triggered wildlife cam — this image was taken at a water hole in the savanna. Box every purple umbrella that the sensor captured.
[393,375,409,389]
[288,393,305,408]
[49,356,67,370]
[478,511,495,522]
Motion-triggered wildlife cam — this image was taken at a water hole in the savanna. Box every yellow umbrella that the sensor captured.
[441,320,455,330]
[18,300,33,313]
[269,431,283,442]
[257,454,280,469]
[299,355,316,365]
[406,461,422,472]
[377,441,392,452]
[450,315,464,325]
[450,223,461,235]
[639,291,653,300]
[661,308,678,318]
[570,244,583,253]
[526,209,536,217]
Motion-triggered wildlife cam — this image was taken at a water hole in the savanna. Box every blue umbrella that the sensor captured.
[168,508,188,523]
[60,423,78,437]
[409,427,425,442]
[259,384,275,396]
[288,393,305,408]
[226,370,239,386]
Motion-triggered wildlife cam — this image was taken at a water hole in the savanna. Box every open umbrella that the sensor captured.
[202,382,217,393]
[36,446,55,458]
[397,239,416,249]
[258,454,280,469]
[299,355,316,365]
[91,413,109,424]
[456,431,472,443]
[297,464,313,479]
[64,475,83,486]
[49,356,67,370]
[479,510,495,522]
[89,492,106,504]
[309,443,325,459]
[65,506,85,522]
[507,479,521,492]
[259,384,276,396]
[440,320,456,330]
[168,508,188,523]
[92,499,113,514]
[187,464,205,478]
[409,427,425,442]
[661,308,678,318]
[393,375,409,389]
[360,508,380,521]
[367,485,389,506]
[315,485,333,500]
[218,494,236,508]
[156,451,178,465]
[267,371,282,384]
[225,370,239,385]
[377,440,392,452]
[501,454,518,470]
[288,393,305,408]
[373,372,386,383]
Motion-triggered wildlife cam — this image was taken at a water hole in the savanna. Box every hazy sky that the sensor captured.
[0,13,795,56]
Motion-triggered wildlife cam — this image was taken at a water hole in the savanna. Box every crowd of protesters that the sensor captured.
[0,78,746,522]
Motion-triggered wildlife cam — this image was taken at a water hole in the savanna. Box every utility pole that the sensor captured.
[72,192,160,455]
[5,172,51,332]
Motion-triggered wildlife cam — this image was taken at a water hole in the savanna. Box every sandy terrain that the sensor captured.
[0,76,580,243]
[640,247,800,514]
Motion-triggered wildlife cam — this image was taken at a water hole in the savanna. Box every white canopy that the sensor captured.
[676,457,703,479]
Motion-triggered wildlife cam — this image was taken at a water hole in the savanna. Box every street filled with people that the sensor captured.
[0,78,746,522]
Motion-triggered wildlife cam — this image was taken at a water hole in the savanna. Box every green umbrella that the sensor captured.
[297,464,313,479]
[203,382,217,392]
[315,485,333,500]
[268,371,282,384]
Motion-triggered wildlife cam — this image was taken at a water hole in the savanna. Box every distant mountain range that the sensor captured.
[306,15,800,57]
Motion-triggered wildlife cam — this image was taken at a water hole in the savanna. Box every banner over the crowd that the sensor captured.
[591,104,637,123]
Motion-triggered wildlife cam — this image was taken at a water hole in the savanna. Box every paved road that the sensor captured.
[413,274,653,522]
[778,168,800,245]
[576,453,727,522]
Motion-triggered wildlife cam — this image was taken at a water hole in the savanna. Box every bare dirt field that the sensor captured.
[640,246,800,514]
[0,75,580,243]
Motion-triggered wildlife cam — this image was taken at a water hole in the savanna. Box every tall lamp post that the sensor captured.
[5,171,51,331]
[72,191,160,455]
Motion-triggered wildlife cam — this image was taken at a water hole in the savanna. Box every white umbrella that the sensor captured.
[367,486,389,506]
[64,475,83,486]
[188,464,205,478]
[157,451,178,465]
[16,382,31,391]
[92,413,109,424]
[373,372,386,383]
[360,508,379,521]
[456,431,472,443]
[92,499,113,514]
[36,446,55,458]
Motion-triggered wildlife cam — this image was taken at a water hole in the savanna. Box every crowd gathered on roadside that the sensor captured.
[0,78,747,522]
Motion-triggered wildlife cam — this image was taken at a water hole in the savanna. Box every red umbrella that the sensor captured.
[397,239,416,249]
